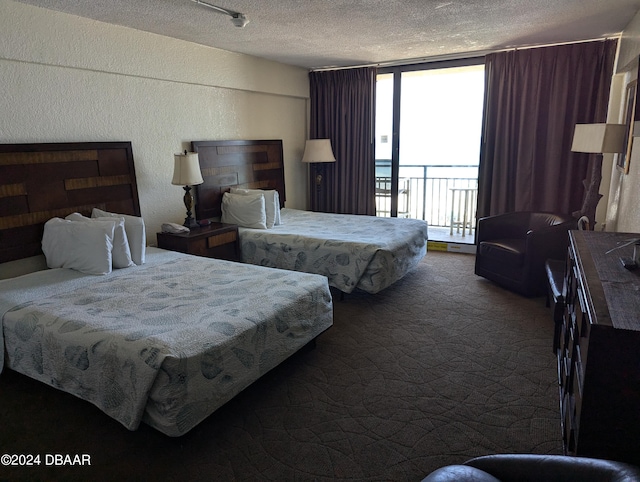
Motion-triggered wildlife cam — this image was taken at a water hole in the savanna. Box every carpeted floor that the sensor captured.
[0,251,562,481]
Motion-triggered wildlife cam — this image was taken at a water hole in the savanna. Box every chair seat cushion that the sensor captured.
[478,239,526,266]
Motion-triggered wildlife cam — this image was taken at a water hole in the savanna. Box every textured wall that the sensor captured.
[617,10,640,74]
[607,11,640,233]
[613,136,640,233]
[0,0,310,243]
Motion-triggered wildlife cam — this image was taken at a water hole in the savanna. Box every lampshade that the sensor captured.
[571,123,627,153]
[301,139,336,163]
[172,152,204,186]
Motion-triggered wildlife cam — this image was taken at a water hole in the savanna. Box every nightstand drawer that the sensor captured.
[208,230,237,249]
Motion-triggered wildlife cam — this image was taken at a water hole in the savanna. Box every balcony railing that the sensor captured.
[375,162,479,229]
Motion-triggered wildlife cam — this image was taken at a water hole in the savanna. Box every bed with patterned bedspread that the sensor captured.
[239,208,429,294]
[191,140,429,294]
[0,248,333,436]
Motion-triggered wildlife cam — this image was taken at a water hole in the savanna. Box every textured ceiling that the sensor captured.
[12,0,640,69]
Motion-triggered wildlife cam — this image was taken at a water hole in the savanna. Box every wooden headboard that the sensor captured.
[0,142,140,264]
[192,140,285,220]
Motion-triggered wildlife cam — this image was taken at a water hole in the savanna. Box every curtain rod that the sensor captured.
[310,36,619,72]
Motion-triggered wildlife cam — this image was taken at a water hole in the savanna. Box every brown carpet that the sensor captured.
[0,251,562,481]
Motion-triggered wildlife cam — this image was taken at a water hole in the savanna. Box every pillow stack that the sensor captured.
[41,210,146,275]
[222,188,282,229]
[92,208,146,265]
[66,213,134,268]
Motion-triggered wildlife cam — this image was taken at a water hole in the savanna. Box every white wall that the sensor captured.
[0,0,310,244]
[605,12,640,232]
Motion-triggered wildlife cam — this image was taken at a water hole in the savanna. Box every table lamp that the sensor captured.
[571,123,626,228]
[301,139,336,189]
[172,150,204,228]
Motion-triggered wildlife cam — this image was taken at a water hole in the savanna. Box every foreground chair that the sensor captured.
[423,454,640,482]
[475,211,576,297]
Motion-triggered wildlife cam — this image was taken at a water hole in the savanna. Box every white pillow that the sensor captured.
[221,192,267,229]
[273,190,282,225]
[230,188,281,227]
[65,213,134,269]
[42,217,114,275]
[92,208,146,265]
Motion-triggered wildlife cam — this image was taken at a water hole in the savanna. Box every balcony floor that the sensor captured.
[428,225,475,244]
[425,225,476,255]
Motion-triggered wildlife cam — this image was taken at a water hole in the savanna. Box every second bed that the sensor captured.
[192,139,429,294]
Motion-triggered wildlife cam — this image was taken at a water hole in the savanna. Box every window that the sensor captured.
[375,60,484,243]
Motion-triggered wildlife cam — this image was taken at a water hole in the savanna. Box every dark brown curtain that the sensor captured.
[309,67,376,214]
[477,40,618,218]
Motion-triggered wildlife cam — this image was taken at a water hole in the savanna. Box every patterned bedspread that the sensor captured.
[0,248,333,436]
[240,209,429,293]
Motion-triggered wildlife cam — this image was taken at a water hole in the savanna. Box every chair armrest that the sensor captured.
[466,454,640,482]
[525,220,575,261]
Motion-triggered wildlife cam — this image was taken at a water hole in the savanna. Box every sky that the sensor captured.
[375,64,485,169]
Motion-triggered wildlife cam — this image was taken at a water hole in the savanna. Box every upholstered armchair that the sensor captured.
[475,211,576,297]
[422,454,640,482]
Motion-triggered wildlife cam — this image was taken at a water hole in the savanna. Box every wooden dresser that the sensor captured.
[558,230,640,465]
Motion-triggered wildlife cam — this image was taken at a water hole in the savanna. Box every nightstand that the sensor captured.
[156,222,240,262]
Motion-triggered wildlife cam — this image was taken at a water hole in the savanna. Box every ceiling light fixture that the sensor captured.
[190,0,249,28]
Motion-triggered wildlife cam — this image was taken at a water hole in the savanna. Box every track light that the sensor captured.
[230,13,249,28]
[190,0,249,28]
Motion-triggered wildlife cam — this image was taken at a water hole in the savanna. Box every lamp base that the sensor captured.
[181,185,199,229]
[572,154,603,230]
[183,216,199,229]
[620,257,638,271]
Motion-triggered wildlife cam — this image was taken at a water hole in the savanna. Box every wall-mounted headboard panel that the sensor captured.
[0,142,140,264]
[191,140,285,220]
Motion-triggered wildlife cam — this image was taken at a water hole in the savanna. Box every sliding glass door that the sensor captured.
[375,60,485,242]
